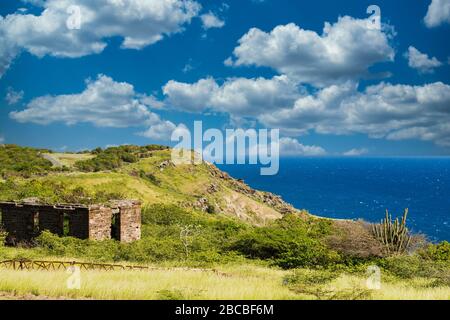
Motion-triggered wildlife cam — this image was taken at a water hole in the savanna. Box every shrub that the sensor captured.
[0,179,124,204]
[230,215,340,268]
[284,269,339,287]
[283,269,371,300]
[75,145,168,172]
[0,145,53,178]
[35,231,70,255]
[380,254,449,280]
[326,220,384,260]
[138,170,161,186]
[420,241,450,262]
[142,205,197,226]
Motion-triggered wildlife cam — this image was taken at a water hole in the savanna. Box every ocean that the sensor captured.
[218,157,450,242]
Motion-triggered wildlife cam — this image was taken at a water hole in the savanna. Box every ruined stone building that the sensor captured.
[0,200,141,245]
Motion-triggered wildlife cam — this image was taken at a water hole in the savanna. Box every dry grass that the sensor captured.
[334,274,450,300]
[0,264,449,300]
[0,265,297,300]
[43,153,94,168]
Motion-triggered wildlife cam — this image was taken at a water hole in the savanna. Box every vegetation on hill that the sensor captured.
[74,145,169,172]
[0,178,124,205]
[0,145,54,178]
[0,144,449,299]
[0,203,449,299]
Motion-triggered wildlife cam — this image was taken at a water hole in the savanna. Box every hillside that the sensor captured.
[0,144,299,225]
[0,144,449,300]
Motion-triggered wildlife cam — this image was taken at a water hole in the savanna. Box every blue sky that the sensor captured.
[0,0,449,156]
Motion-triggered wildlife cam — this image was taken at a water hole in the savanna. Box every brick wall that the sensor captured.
[0,203,36,243]
[0,201,141,244]
[112,201,141,243]
[88,205,112,241]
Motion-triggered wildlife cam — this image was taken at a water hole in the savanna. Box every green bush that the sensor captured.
[75,145,168,172]
[0,179,124,204]
[138,170,161,186]
[380,254,449,280]
[283,269,371,300]
[33,205,246,265]
[284,269,339,287]
[0,145,53,178]
[420,241,450,262]
[230,215,340,268]
[142,204,197,226]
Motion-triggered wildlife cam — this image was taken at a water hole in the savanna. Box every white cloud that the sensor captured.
[0,0,201,77]
[139,94,165,110]
[0,19,19,78]
[226,16,395,86]
[9,74,178,141]
[260,81,450,147]
[200,11,225,29]
[5,87,24,105]
[163,75,300,116]
[0,136,4,144]
[10,75,153,127]
[259,81,357,136]
[424,0,450,28]
[343,148,369,156]
[278,137,327,156]
[405,46,442,73]
[163,77,219,113]
[223,57,233,66]
[163,70,450,146]
[139,121,178,140]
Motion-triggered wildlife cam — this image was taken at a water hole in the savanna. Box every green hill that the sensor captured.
[0,144,449,300]
[0,144,297,224]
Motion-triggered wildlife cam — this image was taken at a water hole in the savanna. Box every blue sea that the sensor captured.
[218,158,450,242]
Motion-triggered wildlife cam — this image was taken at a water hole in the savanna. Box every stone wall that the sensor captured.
[110,200,141,243]
[0,201,141,244]
[88,205,113,241]
[0,203,36,244]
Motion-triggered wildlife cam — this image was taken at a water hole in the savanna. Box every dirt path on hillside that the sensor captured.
[41,153,64,167]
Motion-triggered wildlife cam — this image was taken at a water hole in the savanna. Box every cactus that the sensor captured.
[372,208,412,255]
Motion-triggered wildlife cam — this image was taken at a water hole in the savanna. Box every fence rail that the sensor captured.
[0,259,149,271]
[0,259,230,276]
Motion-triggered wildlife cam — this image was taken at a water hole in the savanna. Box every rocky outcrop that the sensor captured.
[158,160,174,171]
[206,162,296,215]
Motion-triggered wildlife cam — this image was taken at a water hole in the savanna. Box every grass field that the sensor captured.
[1,145,449,300]
[0,264,449,300]
[42,153,95,168]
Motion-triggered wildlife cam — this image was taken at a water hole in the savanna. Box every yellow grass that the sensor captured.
[43,153,94,167]
[0,266,296,300]
[0,264,449,300]
[332,274,450,300]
